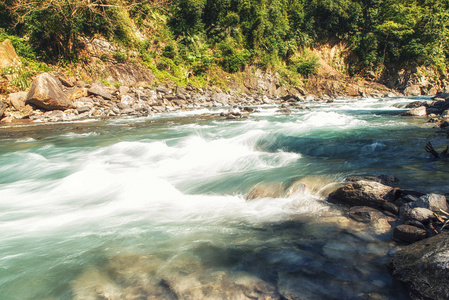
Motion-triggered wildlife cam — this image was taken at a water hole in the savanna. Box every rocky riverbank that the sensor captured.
[243,174,449,300]
[0,70,402,125]
[324,176,449,300]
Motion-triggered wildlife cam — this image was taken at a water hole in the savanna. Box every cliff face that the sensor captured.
[380,66,448,96]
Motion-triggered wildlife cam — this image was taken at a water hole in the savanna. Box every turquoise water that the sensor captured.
[0,97,448,299]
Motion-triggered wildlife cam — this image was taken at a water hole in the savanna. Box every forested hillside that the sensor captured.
[1,0,449,89]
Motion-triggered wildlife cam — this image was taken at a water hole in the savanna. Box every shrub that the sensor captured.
[156,60,169,71]
[113,51,127,63]
[218,38,250,73]
[3,67,33,91]
[162,43,177,59]
[293,52,320,77]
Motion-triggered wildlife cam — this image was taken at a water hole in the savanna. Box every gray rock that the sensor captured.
[328,180,395,210]
[388,232,449,300]
[402,106,427,117]
[88,83,112,100]
[8,91,27,110]
[118,85,129,97]
[121,95,135,106]
[44,110,66,122]
[393,225,427,243]
[416,194,448,212]
[26,73,72,110]
[400,203,433,223]
[76,107,90,114]
[403,85,422,96]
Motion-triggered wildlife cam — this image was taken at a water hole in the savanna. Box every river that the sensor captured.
[1,96,448,299]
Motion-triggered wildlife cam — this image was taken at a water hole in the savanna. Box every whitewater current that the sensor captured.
[0,96,448,299]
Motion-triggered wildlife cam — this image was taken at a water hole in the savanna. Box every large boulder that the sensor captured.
[328,180,395,211]
[26,73,72,110]
[388,232,449,300]
[0,39,22,69]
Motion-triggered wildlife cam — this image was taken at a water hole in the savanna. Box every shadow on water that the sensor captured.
[53,217,410,300]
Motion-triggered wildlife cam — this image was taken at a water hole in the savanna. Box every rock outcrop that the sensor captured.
[388,232,449,300]
[25,73,72,110]
[0,39,22,69]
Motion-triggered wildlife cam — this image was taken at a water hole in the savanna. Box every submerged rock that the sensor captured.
[349,206,385,223]
[246,182,286,200]
[286,176,339,197]
[389,232,449,300]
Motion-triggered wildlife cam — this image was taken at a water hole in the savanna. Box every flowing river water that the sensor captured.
[1,96,448,299]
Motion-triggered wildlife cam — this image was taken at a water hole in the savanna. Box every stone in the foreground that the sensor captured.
[388,232,449,300]
[26,73,72,110]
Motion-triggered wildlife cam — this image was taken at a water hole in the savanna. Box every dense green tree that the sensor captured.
[2,0,449,74]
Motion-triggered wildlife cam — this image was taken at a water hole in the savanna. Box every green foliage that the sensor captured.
[1,67,33,91]
[216,38,250,73]
[2,1,136,61]
[291,51,320,77]
[113,51,127,63]
[162,43,177,59]
[2,0,449,80]
[0,29,36,60]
